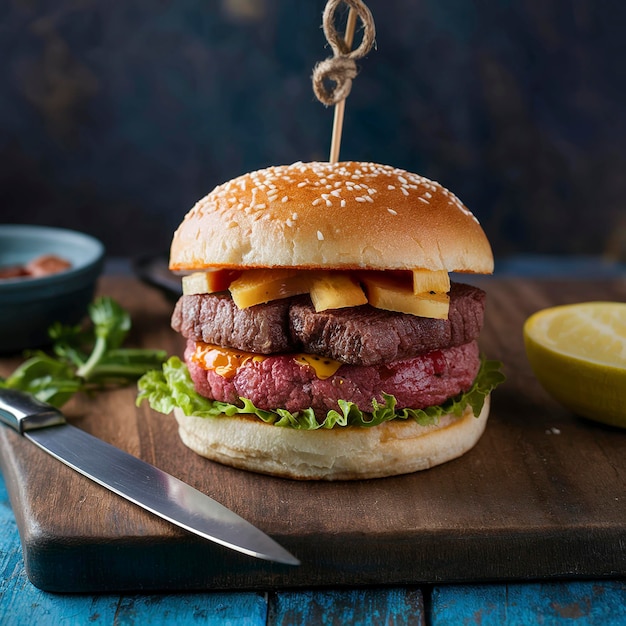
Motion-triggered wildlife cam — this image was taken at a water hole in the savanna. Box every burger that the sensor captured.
[138,161,504,480]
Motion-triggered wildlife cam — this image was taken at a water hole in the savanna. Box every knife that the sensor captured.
[0,388,299,566]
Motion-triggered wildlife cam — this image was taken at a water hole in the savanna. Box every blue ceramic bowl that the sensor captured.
[0,225,105,353]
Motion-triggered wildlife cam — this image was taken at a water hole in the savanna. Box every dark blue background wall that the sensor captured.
[2,1,625,262]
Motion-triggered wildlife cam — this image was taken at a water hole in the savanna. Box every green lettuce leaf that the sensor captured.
[137,355,505,431]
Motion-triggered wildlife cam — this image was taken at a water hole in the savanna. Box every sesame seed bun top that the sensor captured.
[169,161,494,274]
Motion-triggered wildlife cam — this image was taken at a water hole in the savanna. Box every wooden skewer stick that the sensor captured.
[329,8,358,164]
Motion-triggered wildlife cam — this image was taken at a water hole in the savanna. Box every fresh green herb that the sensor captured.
[0,297,167,407]
[137,355,505,430]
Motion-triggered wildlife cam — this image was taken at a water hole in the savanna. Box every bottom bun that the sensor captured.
[173,396,490,480]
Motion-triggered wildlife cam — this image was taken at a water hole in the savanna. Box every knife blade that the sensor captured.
[0,388,299,566]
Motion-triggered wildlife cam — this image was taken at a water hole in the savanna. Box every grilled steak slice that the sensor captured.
[290,282,485,366]
[172,282,486,366]
[186,339,481,418]
[171,292,292,354]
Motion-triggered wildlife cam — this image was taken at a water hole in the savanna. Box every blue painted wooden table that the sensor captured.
[2,439,625,625]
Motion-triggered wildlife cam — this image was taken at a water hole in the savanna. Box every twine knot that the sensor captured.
[312,0,376,107]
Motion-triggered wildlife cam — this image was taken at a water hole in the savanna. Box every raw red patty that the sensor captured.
[185,339,480,417]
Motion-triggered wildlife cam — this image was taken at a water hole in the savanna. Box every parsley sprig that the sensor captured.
[0,297,167,407]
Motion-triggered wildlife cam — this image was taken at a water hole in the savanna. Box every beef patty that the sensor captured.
[186,339,480,417]
[172,282,485,366]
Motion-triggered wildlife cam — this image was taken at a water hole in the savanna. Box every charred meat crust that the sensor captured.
[172,292,292,354]
[172,282,486,367]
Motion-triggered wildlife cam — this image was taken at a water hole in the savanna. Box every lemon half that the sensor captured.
[523,302,626,428]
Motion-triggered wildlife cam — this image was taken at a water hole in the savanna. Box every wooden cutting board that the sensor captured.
[1,276,625,592]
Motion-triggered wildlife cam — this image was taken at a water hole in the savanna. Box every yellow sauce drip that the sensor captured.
[294,354,342,380]
[191,342,343,380]
[191,344,265,379]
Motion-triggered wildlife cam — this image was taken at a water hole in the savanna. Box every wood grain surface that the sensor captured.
[0,276,624,592]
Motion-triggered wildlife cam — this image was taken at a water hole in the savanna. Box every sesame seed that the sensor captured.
[398,176,408,184]
[317,230,324,240]
[401,188,409,196]
[418,197,429,204]
[312,198,321,206]
[387,208,397,215]
[340,199,346,207]
[364,195,373,203]
[282,196,289,203]
[355,197,366,202]
[292,212,298,220]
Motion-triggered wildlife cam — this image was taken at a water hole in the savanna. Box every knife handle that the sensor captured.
[0,389,66,434]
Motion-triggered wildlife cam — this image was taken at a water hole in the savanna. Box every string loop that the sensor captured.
[312,0,376,107]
